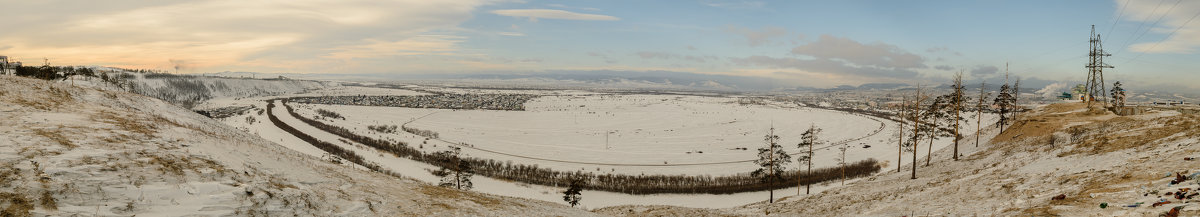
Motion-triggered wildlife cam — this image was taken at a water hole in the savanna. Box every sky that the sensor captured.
[1,0,1198,91]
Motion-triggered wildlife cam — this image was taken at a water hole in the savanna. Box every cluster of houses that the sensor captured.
[290,94,537,111]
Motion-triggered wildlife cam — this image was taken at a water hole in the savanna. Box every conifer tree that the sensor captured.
[562,178,583,207]
[753,127,790,203]
[797,124,822,194]
[1111,81,1126,108]
[993,83,1016,132]
[433,146,474,190]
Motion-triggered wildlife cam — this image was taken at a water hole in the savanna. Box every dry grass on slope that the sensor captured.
[1,76,597,217]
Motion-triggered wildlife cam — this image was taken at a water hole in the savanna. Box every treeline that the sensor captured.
[133,78,213,109]
[368,125,398,134]
[5,61,147,92]
[316,109,344,120]
[402,126,439,139]
[265,101,386,174]
[13,65,96,80]
[278,99,881,194]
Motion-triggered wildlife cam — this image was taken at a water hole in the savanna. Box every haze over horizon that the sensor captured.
[2,0,1198,92]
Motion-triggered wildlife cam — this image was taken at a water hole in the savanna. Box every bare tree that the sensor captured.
[909,85,928,179]
[753,126,790,203]
[896,96,907,173]
[976,82,990,147]
[797,124,822,194]
[835,142,849,185]
[950,72,968,160]
[1013,78,1022,119]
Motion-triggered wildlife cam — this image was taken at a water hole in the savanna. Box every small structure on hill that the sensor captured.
[1057,92,1073,100]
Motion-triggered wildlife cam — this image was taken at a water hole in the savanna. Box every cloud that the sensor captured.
[0,0,492,73]
[1122,0,1200,54]
[730,55,919,79]
[926,46,950,53]
[934,65,955,71]
[790,35,927,69]
[324,35,465,59]
[724,25,790,47]
[498,32,525,36]
[970,65,999,77]
[687,45,697,50]
[635,51,717,63]
[702,0,765,9]
[683,55,718,63]
[491,9,619,21]
[636,51,675,59]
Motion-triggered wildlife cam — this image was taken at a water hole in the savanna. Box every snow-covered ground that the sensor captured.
[206,83,999,209]
[0,75,596,216]
[592,102,1200,216]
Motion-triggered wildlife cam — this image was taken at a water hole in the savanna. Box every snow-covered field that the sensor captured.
[204,83,999,208]
[300,94,892,176]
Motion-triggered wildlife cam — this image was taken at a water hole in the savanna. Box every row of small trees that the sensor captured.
[754,124,877,203]
[367,125,398,134]
[277,99,880,195]
[401,126,439,139]
[265,101,382,172]
[890,72,1023,180]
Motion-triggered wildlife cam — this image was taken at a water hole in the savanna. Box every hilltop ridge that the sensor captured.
[0,75,597,216]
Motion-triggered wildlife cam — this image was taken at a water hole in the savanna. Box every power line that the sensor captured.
[1106,0,1133,37]
[1123,9,1200,64]
[1117,0,1183,56]
[1116,0,1168,53]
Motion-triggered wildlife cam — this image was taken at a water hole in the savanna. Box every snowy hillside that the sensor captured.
[0,76,596,216]
[599,103,1200,216]
[118,73,330,109]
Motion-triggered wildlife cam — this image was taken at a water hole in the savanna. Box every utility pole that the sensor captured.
[605,130,612,149]
[1085,25,1113,108]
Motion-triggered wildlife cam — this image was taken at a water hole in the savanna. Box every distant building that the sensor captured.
[1057,92,1072,100]
[0,56,9,75]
